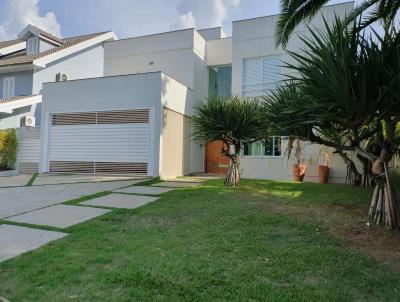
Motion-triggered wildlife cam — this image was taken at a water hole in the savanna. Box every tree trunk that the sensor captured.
[338,150,362,186]
[368,149,400,229]
[225,157,240,187]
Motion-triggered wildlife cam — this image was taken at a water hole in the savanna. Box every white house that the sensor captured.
[0,25,116,129]
[38,1,355,182]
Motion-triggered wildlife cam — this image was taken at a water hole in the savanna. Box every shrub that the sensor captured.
[0,129,18,169]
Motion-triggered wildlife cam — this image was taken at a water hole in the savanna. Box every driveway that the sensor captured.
[0,175,146,219]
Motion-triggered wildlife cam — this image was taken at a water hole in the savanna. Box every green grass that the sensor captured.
[25,173,38,186]
[0,179,399,301]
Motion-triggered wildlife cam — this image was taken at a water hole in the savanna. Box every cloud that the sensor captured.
[0,0,61,40]
[173,0,240,30]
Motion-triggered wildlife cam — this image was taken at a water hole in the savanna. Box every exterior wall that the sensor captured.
[40,72,163,176]
[32,44,105,126]
[198,27,227,40]
[206,38,232,67]
[160,73,203,174]
[0,106,31,129]
[39,39,57,52]
[0,71,33,98]
[231,1,355,183]
[160,108,190,179]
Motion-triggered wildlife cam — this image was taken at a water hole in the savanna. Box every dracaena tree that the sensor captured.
[192,95,267,187]
[275,0,400,47]
[264,18,400,229]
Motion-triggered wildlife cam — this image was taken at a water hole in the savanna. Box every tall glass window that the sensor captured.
[243,137,282,157]
[208,65,232,98]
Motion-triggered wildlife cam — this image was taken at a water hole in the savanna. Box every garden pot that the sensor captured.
[292,164,306,182]
[318,165,330,184]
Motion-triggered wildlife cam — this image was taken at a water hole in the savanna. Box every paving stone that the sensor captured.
[0,181,135,219]
[0,175,32,188]
[80,193,159,209]
[152,181,201,188]
[34,174,147,186]
[113,186,174,195]
[0,224,67,263]
[6,205,111,228]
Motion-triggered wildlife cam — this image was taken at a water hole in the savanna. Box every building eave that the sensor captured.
[0,95,42,113]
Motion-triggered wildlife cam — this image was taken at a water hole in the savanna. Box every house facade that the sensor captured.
[37,1,355,182]
[0,25,116,129]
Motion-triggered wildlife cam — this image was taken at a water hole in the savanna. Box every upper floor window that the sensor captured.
[242,55,282,97]
[3,77,15,99]
[26,37,39,54]
[243,136,282,157]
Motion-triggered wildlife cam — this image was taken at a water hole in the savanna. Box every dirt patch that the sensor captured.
[255,194,400,270]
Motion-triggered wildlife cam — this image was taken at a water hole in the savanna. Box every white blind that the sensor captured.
[3,77,15,98]
[243,55,282,97]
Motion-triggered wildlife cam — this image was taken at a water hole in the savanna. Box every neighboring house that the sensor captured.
[0,24,116,129]
[38,2,354,181]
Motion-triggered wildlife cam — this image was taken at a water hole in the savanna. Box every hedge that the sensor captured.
[0,129,18,169]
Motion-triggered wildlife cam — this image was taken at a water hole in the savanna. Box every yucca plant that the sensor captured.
[192,95,268,186]
[265,18,400,229]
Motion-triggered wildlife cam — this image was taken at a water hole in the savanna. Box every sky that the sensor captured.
[0,0,352,40]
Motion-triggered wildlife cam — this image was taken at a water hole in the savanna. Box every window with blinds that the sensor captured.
[242,55,282,97]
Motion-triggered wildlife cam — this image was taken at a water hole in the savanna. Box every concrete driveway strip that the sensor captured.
[0,180,135,219]
[6,205,111,228]
[0,175,32,188]
[80,193,159,209]
[33,174,147,186]
[0,224,67,263]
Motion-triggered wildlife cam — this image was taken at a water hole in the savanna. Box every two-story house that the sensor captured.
[0,25,116,129]
[36,2,355,182]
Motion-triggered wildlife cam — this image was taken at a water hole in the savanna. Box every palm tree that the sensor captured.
[191,95,267,186]
[275,0,400,46]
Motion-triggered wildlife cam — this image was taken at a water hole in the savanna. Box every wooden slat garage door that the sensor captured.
[48,109,150,175]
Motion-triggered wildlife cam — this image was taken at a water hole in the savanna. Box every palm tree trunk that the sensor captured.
[368,149,400,229]
[225,156,240,187]
[338,150,362,186]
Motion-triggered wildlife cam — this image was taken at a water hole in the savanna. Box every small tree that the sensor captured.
[192,95,267,186]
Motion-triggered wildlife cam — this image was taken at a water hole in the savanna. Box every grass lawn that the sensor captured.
[1,179,400,301]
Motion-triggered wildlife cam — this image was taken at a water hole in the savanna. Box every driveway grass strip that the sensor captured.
[25,173,38,186]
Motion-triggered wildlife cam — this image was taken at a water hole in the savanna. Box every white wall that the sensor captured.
[206,38,232,67]
[198,27,227,40]
[40,72,163,176]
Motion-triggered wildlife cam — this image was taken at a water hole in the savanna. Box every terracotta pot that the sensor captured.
[292,164,306,182]
[318,165,330,184]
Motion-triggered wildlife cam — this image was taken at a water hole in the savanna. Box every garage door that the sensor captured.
[48,109,151,175]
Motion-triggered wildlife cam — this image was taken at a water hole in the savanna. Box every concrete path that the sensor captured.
[6,205,111,228]
[0,224,67,263]
[0,175,31,188]
[33,174,146,186]
[0,180,138,219]
[114,186,174,195]
[152,181,201,188]
[81,193,159,209]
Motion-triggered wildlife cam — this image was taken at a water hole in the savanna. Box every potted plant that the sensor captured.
[290,138,306,182]
[318,152,330,184]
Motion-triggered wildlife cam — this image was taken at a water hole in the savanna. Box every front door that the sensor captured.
[205,140,230,174]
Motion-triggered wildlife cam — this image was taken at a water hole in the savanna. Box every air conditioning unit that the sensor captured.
[20,116,36,127]
[55,73,68,82]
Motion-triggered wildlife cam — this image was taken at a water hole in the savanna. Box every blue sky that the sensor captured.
[0,0,351,40]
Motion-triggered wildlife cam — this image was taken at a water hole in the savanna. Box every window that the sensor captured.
[243,137,282,157]
[242,55,282,97]
[208,65,232,98]
[3,77,15,98]
[26,37,39,54]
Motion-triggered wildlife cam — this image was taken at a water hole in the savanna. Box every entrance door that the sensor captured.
[205,140,230,174]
